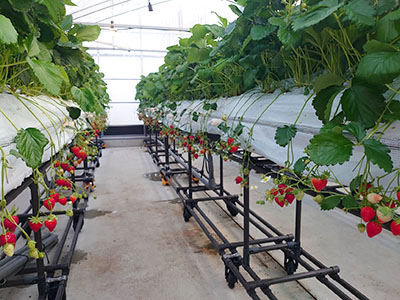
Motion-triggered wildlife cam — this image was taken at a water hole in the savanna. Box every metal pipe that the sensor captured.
[295,199,302,244]
[30,183,46,297]
[0,234,58,281]
[243,152,250,267]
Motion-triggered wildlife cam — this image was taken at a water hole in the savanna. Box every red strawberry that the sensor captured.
[311,178,327,191]
[194,154,199,159]
[45,217,57,232]
[397,190,400,203]
[278,184,287,195]
[235,176,243,184]
[0,232,16,246]
[360,207,375,222]
[53,161,60,168]
[43,197,55,211]
[29,217,43,232]
[61,163,69,170]
[390,220,400,236]
[63,180,72,189]
[227,137,234,146]
[229,145,239,153]
[275,197,285,207]
[71,146,81,156]
[69,194,78,204]
[67,166,75,174]
[386,202,396,208]
[4,216,19,232]
[366,221,382,238]
[284,193,295,204]
[270,188,278,196]
[78,150,87,160]
[56,178,65,186]
[50,191,59,202]
[58,197,67,206]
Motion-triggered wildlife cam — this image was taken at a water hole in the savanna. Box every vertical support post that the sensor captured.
[243,151,250,267]
[188,151,193,200]
[155,129,159,157]
[295,199,302,245]
[165,136,169,170]
[30,182,46,297]
[219,155,224,196]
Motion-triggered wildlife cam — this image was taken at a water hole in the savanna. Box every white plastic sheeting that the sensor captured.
[0,93,75,196]
[166,88,400,187]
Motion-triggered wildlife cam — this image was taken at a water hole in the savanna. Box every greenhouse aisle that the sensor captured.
[65,146,315,300]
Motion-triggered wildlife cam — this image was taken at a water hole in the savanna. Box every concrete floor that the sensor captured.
[2,145,400,299]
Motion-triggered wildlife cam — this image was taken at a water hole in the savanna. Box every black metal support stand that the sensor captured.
[1,138,104,300]
[144,131,370,300]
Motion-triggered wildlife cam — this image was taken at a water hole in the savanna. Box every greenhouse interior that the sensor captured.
[0,0,399,299]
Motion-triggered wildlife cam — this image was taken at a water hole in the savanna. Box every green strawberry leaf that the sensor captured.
[292,0,344,31]
[343,122,366,143]
[312,85,344,123]
[349,175,362,194]
[275,125,297,147]
[342,195,359,209]
[321,195,342,210]
[250,24,276,40]
[71,86,95,112]
[340,82,386,128]
[356,51,400,84]
[343,0,376,28]
[75,25,101,42]
[363,139,393,172]
[277,24,302,46]
[27,58,69,95]
[293,156,308,175]
[0,15,18,44]
[13,128,49,169]
[8,0,33,12]
[307,131,353,165]
[312,73,344,94]
[363,40,396,53]
[268,17,285,26]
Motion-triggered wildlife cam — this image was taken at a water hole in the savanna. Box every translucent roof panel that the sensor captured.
[67,0,238,126]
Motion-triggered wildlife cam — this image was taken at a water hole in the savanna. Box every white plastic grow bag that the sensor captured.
[0,93,75,196]
[165,88,400,187]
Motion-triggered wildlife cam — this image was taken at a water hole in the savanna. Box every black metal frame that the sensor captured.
[0,137,104,300]
[144,127,370,300]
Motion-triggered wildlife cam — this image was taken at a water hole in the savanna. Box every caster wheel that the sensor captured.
[183,207,191,222]
[47,282,67,300]
[95,161,100,168]
[284,258,297,275]
[226,202,238,217]
[192,176,199,183]
[225,270,237,289]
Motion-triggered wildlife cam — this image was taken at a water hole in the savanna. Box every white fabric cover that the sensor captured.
[0,93,75,195]
[165,88,400,187]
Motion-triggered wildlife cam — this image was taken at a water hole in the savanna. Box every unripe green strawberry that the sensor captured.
[27,240,36,250]
[29,249,39,259]
[358,223,365,233]
[313,194,324,204]
[39,252,45,259]
[3,244,14,257]
[66,209,73,217]
[294,190,304,201]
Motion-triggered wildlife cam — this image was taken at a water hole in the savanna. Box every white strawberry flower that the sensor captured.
[260,175,271,183]
[250,185,258,190]
[210,118,223,126]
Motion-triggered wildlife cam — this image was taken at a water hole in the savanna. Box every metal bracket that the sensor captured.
[46,275,67,283]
